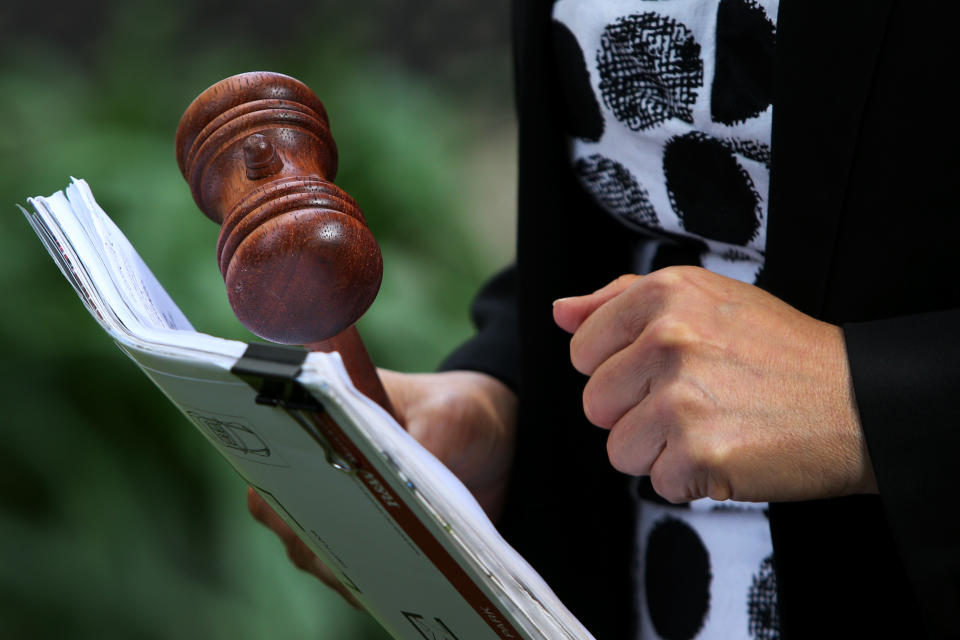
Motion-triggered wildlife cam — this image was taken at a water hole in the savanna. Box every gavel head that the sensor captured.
[175,71,382,344]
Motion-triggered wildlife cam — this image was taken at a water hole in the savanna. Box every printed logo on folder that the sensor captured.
[186,409,289,467]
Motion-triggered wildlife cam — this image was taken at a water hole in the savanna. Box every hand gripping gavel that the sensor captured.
[175,71,395,416]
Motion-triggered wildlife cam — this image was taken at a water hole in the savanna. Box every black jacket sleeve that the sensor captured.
[844,311,960,638]
[438,265,521,393]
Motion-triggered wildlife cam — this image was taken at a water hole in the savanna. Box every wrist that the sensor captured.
[831,324,879,496]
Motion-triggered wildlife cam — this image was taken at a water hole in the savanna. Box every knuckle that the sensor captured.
[313,560,337,584]
[569,333,591,374]
[661,381,707,420]
[646,317,696,355]
[286,542,313,572]
[681,438,737,502]
[647,393,677,426]
[645,266,691,298]
[649,382,699,425]
[647,266,683,290]
[615,273,639,289]
[706,479,734,502]
[688,435,734,478]
[614,299,648,343]
[671,455,699,489]
[581,378,611,428]
[313,564,345,593]
[605,429,647,476]
[421,388,466,423]
[606,432,630,474]
[569,327,609,375]
[650,467,693,504]
[644,266,716,310]
[662,265,703,283]
[247,491,268,522]
[651,448,702,503]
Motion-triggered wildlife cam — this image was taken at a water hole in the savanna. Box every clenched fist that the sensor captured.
[553,266,878,504]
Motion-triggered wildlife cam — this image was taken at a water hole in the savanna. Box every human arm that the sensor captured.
[553,262,960,633]
[552,266,879,504]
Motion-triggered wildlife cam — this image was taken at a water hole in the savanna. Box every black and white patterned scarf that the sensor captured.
[552,1,781,638]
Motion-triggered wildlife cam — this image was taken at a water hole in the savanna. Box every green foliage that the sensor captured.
[0,3,512,637]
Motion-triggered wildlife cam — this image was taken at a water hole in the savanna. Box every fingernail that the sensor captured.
[553,297,572,307]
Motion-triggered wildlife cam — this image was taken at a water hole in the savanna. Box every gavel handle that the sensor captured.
[306,327,399,422]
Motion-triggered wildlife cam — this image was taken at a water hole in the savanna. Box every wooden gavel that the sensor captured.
[175,71,395,416]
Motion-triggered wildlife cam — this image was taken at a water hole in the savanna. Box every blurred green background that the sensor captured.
[0,1,516,637]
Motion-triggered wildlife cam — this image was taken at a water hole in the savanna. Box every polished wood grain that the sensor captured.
[176,71,395,416]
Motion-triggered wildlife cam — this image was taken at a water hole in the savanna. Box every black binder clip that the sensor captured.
[231,342,319,411]
[231,342,354,474]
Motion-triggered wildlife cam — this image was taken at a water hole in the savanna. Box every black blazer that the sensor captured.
[443,1,960,637]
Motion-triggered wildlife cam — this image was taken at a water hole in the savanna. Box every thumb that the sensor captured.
[553,274,641,334]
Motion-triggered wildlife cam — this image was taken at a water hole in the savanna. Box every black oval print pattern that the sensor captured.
[553,0,777,286]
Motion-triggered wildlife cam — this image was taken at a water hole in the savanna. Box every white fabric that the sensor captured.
[552,1,781,638]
